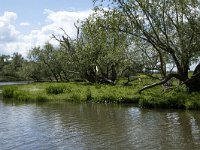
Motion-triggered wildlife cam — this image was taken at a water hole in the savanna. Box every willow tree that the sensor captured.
[73,10,131,84]
[29,43,71,82]
[95,0,200,92]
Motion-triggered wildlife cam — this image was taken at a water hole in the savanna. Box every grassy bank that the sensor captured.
[2,81,200,110]
[2,82,138,103]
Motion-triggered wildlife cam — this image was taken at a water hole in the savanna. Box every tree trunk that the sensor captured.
[43,60,59,82]
[48,76,53,81]
[185,63,200,93]
[84,68,96,83]
[138,73,182,93]
[62,70,69,81]
[51,70,59,82]
[58,72,63,81]
[111,65,117,82]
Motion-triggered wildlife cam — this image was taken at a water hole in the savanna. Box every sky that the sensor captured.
[0,0,95,57]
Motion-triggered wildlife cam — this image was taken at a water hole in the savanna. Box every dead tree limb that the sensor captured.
[138,73,183,94]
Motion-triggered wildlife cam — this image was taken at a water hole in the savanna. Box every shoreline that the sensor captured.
[1,82,200,110]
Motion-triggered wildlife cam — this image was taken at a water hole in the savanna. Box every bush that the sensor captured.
[138,91,187,109]
[69,93,86,102]
[46,85,66,94]
[35,95,48,102]
[185,93,200,110]
[2,86,16,98]
[139,96,156,108]
[86,88,92,101]
[13,90,31,102]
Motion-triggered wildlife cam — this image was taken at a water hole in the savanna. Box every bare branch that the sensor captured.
[138,73,183,93]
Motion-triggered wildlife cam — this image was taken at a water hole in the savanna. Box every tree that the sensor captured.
[52,31,82,81]
[94,0,200,92]
[51,12,131,84]
[11,53,24,71]
[76,10,130,84]
[0,55,10,75]
[0,53,26,80]
[29,44,59,81]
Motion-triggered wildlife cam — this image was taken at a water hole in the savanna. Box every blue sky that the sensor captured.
[1,0,93,32]
[0,0,95,56]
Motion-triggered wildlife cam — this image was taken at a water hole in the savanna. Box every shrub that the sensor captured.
[2,86,16,98]
[139,96,155,108]
[86,88,92,101]
[35,95,48,102]
[128,95,141,103]
[13,90,31,102]
[46,85,66,94]
[163,94,186,109]
[185,100,200,110]
[69,93,84,102]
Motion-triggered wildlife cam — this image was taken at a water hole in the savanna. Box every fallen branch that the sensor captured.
[138,73,182,94]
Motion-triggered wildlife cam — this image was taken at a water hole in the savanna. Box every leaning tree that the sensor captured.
[94,0,200,92]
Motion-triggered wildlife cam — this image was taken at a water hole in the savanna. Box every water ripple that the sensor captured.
[0,102,200,149]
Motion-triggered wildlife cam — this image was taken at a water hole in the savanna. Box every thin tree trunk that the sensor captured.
[62,70,69,81]
[43,60,59,82]
[58,72,63,81]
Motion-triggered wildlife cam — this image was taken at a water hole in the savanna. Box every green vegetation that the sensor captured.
[46,85,66,94]
[2,81,200,110]
[1,0,199,92]
[2,82,138,103]
[2,86,16,98]
[2,85,48,103]
[1,0,200,110]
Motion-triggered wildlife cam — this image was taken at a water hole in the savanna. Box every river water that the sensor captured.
[0,83,200,149]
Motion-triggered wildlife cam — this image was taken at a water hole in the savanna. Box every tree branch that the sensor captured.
[138,73,183,93]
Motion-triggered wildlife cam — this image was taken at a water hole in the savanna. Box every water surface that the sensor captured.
[0,98,200,150]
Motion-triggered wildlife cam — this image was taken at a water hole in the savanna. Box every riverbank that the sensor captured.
[2,82,200,110]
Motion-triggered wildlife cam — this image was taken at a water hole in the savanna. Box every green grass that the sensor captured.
[3,83,139,103]
[2,82,138,103]
[2,86,16,98]
[46,84,66,94]
[2,80,200,110]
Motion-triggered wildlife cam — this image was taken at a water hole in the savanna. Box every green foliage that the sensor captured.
[185,100,200,110]
[86,88,92,101]
[69,93,83,102]
[0,53,26,81]
[35,95,48,102]
[139,89,190,109]
[2,86,16,98]
[184,92,200,110]
[46,85,66,94]
[13,90,31,102]
[2,82,200,110]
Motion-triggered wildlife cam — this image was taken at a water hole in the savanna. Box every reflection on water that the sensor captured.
[0,99,200,150]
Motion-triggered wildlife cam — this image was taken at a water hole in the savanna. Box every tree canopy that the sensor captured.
[1,0,200,93]
[93,0,200,92]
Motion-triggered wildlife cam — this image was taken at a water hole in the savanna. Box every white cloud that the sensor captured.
[43,9,92,37]
[20,22,30,26]
[0,11,17,23]
[0,11,19,43]
[0,9,92,57]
